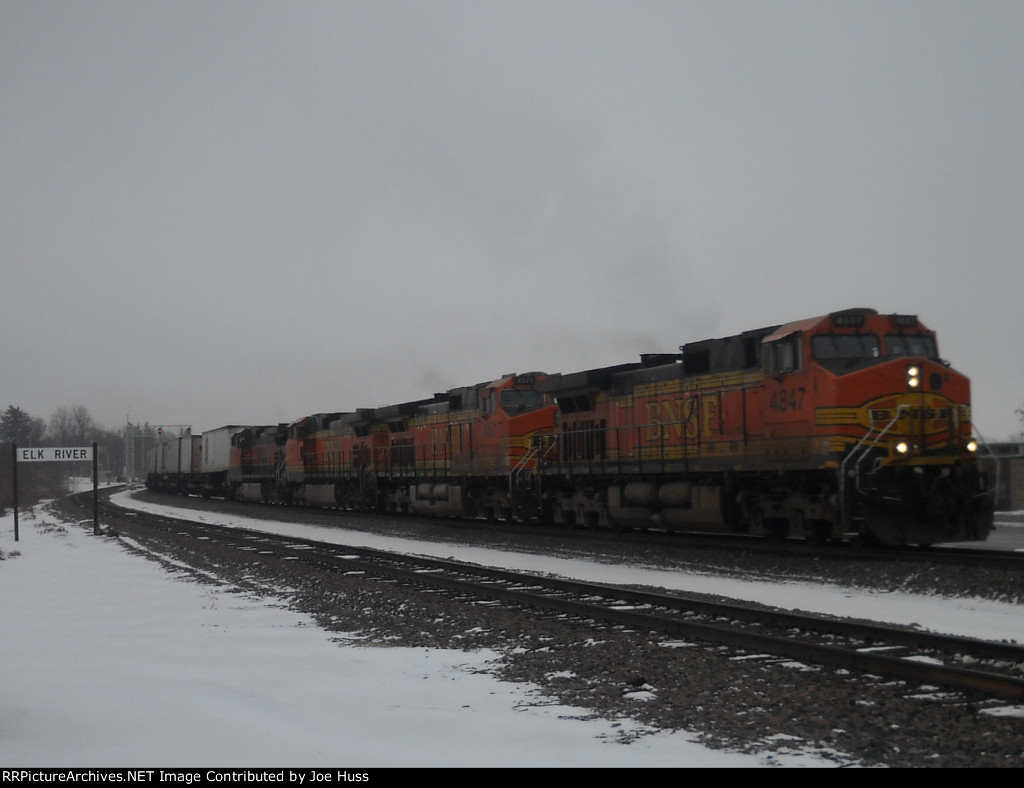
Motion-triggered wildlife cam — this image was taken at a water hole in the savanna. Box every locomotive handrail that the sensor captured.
[971,428,1001,508]
[509,433,558,497]
[508,446,533,490]
[840,404,908,507]
[510,433,558,481]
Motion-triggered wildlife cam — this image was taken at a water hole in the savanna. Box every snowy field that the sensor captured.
[111,490,1024,644]
[1,490,1022,768]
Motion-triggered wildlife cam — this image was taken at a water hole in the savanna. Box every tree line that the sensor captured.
[1,404,159,511]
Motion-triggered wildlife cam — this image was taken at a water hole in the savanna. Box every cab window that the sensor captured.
[811,333,883,374]
[500,389,544,415]
[885,335,937,359]
[812,334,880,361]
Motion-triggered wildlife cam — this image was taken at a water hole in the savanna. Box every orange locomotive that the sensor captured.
[371,372,556,520]
[228,424,288,502]
[226,373,559,518]
[534,309,993,545]
[149,308,992,546]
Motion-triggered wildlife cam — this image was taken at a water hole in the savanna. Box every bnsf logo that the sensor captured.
[870,407,952,422]
[643,395,719,441]
[822,395,967,435]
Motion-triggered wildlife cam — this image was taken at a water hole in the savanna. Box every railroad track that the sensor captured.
[133,487,1024,572]
[54,488,1024,703]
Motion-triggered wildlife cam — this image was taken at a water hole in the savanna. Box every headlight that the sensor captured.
[895,442,909,454]
[907,365,920,388]
[966,440,978,453]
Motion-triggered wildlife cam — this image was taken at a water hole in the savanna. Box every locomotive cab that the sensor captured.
[770,309,993,545]
[480,374,549,417]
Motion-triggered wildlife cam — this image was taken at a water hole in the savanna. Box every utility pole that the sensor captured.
[125,418,135,481]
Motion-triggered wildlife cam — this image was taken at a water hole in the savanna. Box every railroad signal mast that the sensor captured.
[123,419,191,481]
[125,420,137,481]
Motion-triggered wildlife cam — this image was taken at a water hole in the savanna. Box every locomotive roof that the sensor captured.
[762,308,925,343]
[538,360,662,396]
[542,310,892,394]
[374,396,440,421]
[328,410,376,429]
[373,373,540,418]
[763,315,825,343]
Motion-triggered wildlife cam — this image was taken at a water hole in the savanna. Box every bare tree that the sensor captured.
[49,407,74,445]
[49,406,96,445]
[71,405,95,444]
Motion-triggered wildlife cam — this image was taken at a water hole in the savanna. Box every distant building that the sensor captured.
[982,443,1024,511]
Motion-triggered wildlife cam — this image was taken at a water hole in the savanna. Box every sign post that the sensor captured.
[11,443,99,540]
[11,443,18,542]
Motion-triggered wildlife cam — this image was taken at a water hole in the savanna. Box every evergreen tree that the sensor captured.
[1,405,61,508]
[1,405,46,446]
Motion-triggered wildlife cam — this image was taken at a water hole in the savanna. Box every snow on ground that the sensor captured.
[2,488,1022,767]
[0,498,836,768]
[111,490,1024,645]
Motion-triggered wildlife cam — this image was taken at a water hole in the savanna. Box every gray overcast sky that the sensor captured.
[2,1,1023,440]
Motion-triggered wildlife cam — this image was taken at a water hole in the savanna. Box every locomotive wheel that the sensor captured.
[805,519,832,545]
[766,517,788,541]
[848,531,879,548]
[751,510,787,540]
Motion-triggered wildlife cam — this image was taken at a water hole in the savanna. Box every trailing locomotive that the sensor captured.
[278,372,554,519]
[147,309,993,546]
[153,373,559,522]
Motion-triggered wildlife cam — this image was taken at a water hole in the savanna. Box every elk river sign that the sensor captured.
[10,442,99,541]
[17,446,93,462]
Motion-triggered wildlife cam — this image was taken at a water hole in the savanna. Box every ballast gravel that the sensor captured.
[91,493,1024,768]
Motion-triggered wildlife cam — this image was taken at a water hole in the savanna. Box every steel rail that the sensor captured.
[58,489,1024,702]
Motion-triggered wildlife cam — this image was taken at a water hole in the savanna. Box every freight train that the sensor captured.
[147,308,994,546]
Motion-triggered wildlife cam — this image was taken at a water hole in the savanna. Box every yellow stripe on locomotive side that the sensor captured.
[631,369,762,398]
[815,407,863,426]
